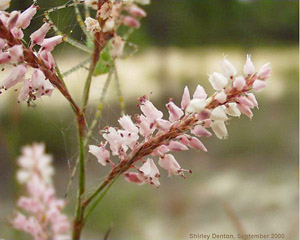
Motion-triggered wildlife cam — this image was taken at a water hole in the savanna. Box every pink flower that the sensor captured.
[233,76,246,91]
[215,90,227,104]
[128,5,147,18]
[181,86,190,109]
[221,57,237,78]
[111,36,125,58]
[209,72,228,90]
[210,106,228,121]
[17,4,38,29]
[8,44,23,62]
[225,102,241,117]
[0,0,10,10]
[0,64,27,90]
[123,16,140,28]
[41,35,63,52]
[85,17,101,33]
[140,100,163,122]
[124,172,145,185]
[193,84,207,99]
[252,79,267,91]
[139,158,160,187]
[188,137,207,152]
[158,154,188,177]
[155,118,172,131]
[0,52,11,64]
[38,50,56,70]
[237,103,253,119]
[7,11,19,29]
[168,140,188,151]
[211,120,228,139]
[191,125,212,137]
[118,115,139,133]
[244,54,255,75]
[30,23,51,46]
[166,101,184,122]
[257,63,271,80]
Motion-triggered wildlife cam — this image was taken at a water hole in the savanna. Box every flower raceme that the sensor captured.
[89,56,271,187]
[84,0,148,58]
[12,143,70,240]
[0,4,63,103]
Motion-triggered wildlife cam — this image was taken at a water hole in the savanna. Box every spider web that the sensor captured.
[33,0,125,195]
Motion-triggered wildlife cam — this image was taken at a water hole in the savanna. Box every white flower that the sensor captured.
[211,120,228,139]
[209,72,228,90]
[84,0,98,10]
[244,54,255,75]
[84,17,101,33]
[210,106,228,121]
[225,102,241,117]
[186,98,206,113]
[0,0,10,10]
[221,57,237,78]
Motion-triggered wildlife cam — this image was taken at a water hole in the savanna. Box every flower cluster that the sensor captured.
[12,143,70,240]
[84,0,148,58]
[89,56,271,187]
[0,4,63,102]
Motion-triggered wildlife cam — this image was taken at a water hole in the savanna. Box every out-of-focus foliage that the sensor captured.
[10,0,299,47]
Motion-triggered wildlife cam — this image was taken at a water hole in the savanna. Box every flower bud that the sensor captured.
[244,54,255,75]
[166,101,184,122]
[84,0,98,10]
[8,11,19,29]
[181,86,190,109]
[252,80,267,91]
[209,72,228,90]
[123,16,140,28]
[129,5,147,18]
[257,63,271,80]
[30,23,51,45]
[237,96,255,108]
[246,93,258,108]
[210,106,228,121]
[233,76,246,91]
[1,65,27,90]
[186,98,206,113]
[237,103,253,119]
[103,18,115,32]
[8,45,23,62]
[41,36,63,52]
[168,141,188,151]
[215,90,227,104]
[221,57,237,78]
[211,120,228,139]
[193,84,207,99]
[18,4,38,29]
[89,145,110,166]
[85,17,101,33]
[111,36,125,58]
[124,172,144,185]
[191,125,212,137]
[225,102,241,117]
[0,52,11,64]
[119,115,139,133]
[99,2,112,20]
[188,137,207,152]
[159,154,184,177]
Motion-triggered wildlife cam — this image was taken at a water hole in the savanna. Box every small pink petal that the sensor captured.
[191,125,212,137]
[181,86,190,109]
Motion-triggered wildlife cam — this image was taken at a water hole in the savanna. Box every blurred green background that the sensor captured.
[0,0,298,240]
